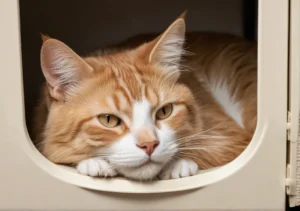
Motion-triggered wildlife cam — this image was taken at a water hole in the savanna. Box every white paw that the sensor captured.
[159,159,198,180]
[77,158,117,177]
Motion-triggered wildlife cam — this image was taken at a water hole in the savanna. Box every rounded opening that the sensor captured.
[21,124,263,193]
[20,0,259,193]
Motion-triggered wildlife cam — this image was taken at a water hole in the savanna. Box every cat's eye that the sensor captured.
[156,104,173,120]
[98,114,121,128]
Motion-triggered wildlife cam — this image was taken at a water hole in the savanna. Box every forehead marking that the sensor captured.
[145,86,159,106]
[118,79,134,101]
[132,98,152,131]
[116,90,130,111]
[106,96,117,110]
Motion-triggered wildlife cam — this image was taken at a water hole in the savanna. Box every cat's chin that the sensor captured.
[117,161,164,181]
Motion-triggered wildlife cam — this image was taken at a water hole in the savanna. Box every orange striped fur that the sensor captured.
[33,13,256,180]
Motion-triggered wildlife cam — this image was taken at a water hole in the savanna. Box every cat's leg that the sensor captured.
[77,158,117,177]
[158,159,198,180]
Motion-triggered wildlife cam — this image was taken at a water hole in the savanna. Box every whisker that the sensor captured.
[163,136,229,150]
[176,146,238,150]
[173,122,230,142]
[175,135,228,144]
[176,152,212,160]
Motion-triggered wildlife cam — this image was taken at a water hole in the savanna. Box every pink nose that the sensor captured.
[136,141,159,156]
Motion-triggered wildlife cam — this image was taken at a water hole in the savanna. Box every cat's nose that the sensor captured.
[136,141,159,156]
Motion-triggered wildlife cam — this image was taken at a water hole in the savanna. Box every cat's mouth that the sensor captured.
[138,160,152,167]
[129,158,163,169]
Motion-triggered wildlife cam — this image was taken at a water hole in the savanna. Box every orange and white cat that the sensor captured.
[33,13,257,180]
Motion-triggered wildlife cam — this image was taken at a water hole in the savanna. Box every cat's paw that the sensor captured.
[158,159,198,180]
[77,158,117,177]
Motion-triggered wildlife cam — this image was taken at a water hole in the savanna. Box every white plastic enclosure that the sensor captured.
[287,0,300,207]
[0,0,290,210]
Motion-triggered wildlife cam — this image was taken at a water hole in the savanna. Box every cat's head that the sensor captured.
[39,13,202,180]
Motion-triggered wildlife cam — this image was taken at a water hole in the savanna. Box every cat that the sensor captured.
[33,12,257,181]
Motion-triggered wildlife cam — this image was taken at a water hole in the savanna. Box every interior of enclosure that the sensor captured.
[20,0,258,175]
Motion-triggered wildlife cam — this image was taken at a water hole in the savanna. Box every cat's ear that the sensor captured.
[147,11,186,73]
[40,36,93,101]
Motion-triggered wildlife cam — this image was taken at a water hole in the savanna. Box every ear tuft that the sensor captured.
[178,10,188,19]
[40,33,51,42]
[148,16,186,73]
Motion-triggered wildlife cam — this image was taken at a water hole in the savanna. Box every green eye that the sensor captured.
[156,104,173,120]
[98,114,121,128]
